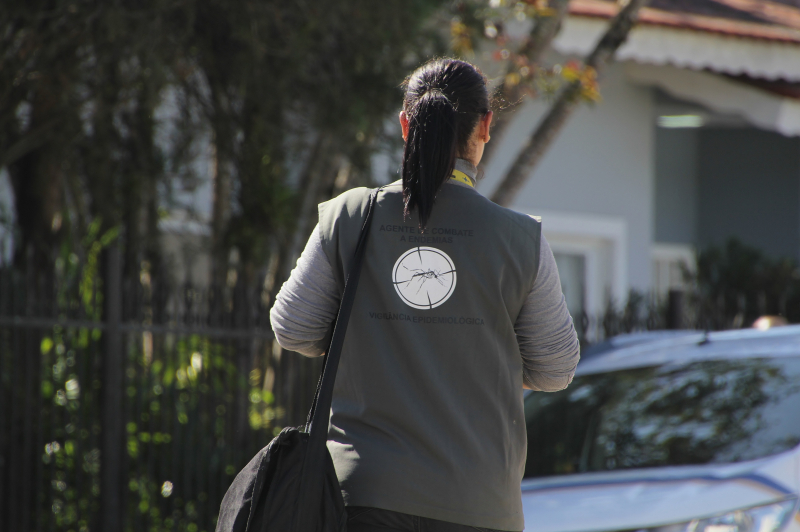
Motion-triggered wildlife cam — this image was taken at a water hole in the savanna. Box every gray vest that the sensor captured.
[318,180,541,531]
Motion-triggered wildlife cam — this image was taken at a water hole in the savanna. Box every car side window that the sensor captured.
[523,357,800,478]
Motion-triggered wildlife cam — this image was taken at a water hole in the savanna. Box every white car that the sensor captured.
[521,326,800,532]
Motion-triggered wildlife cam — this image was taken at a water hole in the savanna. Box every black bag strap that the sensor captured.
[305,188,378,443]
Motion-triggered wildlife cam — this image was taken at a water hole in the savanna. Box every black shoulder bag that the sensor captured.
[216,189,378,532]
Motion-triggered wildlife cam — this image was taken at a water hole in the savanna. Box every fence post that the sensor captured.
[101,243,123,530]
[667,289,684,330]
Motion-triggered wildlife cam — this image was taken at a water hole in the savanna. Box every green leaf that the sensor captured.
[41,337,54,354]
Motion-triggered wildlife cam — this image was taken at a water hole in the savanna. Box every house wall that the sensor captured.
[654,128,698,245]
[697,128,800,260]
[479,62,655,300]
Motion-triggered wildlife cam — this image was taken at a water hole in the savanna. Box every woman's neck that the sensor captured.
[454,158,478,186]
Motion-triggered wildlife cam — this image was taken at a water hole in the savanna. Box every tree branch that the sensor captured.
[490,0,650,207]
[0,117,62,169]
[483,0,571,165]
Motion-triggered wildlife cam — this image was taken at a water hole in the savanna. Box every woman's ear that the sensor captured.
[399,111,409,141]
[480,111,493,143]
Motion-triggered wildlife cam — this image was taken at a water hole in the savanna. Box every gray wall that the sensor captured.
[697,128,800,260]
[654,128,698,245]
[479,62,655,292]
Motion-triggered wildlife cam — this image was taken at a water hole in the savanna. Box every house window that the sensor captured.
[516,210,627,342]
[553,252,586,336]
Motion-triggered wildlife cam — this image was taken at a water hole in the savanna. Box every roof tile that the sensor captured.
[569,0,800,43]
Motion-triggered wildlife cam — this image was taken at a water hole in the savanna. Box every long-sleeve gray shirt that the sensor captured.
[271,211,580,392]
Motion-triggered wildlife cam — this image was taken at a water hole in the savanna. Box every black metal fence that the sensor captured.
[0,242,772,532]
[572,288,768,346]
[0,246,322,532]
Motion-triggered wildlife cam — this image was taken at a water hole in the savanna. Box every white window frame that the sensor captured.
[518,209,628,317]
[651,242,696,297]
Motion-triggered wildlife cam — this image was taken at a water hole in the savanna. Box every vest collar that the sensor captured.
[451,158,477,188]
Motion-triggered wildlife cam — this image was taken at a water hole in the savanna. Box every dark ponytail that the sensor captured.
[401,59,489,230]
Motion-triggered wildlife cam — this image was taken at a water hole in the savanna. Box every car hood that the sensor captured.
[520,449,799,532]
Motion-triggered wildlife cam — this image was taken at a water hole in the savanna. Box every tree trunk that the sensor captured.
[490,0,650,207]
[8,81,67,279]
[278,133,335,283]
[9,149,62,278]
[210,132,233,287]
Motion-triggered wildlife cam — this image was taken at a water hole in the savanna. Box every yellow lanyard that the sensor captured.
[451,169,475,188]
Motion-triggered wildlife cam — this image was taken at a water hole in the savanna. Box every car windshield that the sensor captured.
[523,356,800,478]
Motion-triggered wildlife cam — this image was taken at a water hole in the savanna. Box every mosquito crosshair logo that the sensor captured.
[392,247,457,309]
